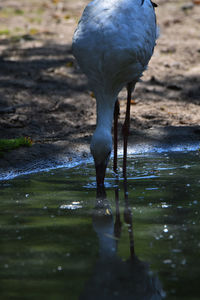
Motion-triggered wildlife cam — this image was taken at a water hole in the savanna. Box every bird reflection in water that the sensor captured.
[80,180,165,300]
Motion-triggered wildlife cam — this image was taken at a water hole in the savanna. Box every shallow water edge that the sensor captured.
[0,142,199,181]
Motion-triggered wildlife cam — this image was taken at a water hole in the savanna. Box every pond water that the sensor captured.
[0,151,200,300]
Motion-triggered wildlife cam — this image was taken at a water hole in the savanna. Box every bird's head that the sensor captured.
[90,129,112,187]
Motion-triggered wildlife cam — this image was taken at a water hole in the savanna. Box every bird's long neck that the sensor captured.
[95,93,116,133]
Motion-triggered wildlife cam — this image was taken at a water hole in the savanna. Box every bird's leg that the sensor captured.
[122,82,134,179]
[113,99,120,173]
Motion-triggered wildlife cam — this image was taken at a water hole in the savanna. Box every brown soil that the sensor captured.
[0,0,200,176]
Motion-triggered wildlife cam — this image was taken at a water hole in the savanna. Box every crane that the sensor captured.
[73,0,157,187]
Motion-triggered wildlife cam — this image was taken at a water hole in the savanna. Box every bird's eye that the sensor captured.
[151,1,158,8]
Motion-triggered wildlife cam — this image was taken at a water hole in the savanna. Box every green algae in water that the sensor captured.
[0,151,199,299]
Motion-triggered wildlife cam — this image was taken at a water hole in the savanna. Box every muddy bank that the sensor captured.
[0,125,199,180]
[0,0,200,177]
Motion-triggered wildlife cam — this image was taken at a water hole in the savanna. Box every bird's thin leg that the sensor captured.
[113,99,120,173]
[122,82,134,179]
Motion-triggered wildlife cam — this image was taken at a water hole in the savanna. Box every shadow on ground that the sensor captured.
[0,37,199,174]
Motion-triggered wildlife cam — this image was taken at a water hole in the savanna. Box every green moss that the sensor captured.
[14,9,24,15]
[0,29,10,36]
[0,28,26,40]
[0,137,33,156]
[0,7,24,18]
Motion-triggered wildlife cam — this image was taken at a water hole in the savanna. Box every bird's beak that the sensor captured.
[95,162,107,187]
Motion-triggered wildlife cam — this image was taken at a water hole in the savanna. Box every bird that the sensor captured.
[72,0,157,187]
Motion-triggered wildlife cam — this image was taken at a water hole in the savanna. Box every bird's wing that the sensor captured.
[73,0,157,90]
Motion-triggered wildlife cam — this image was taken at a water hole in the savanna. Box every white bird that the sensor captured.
[72,0,157,186]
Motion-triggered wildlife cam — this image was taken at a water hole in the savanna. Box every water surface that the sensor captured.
[0,151,200,299]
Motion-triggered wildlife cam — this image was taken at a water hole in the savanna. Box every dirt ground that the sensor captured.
[0,0,200,175]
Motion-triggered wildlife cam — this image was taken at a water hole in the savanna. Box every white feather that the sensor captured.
[72,0,157,167]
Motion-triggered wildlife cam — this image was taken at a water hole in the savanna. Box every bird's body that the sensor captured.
[73,0,157,185]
